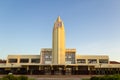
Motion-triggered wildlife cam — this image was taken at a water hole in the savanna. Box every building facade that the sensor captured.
[0,17,120,75]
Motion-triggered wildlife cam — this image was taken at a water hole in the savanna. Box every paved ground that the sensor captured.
[0,75,93,80]
[26,75,91,80]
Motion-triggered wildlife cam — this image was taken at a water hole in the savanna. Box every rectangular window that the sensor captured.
[8,59,17,63]
[31,59,40,63]
[68,56,71,58]
[50,56,52,58]
[99,59,108,64]
[45,56,49,58]
[77,59,86,64]
[88,59,97,64]
[45,61,51,64]
[20,59,29,63]
[65,61,72,64]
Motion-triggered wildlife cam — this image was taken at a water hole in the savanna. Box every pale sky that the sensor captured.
[0,0,120,61]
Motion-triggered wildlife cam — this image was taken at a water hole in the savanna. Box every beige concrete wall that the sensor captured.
[52,16,65,64]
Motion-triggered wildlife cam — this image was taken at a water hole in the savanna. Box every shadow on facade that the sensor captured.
[0,65,120,75]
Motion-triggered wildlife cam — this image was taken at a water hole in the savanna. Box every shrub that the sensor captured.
[1,77,9,80]
[90,75,120,80]
[28,79,35,80]
[0,75,31,80]
[82,79,90,80]
[17,76,28,80]
[2,74,17,80]
[90,76,100,80]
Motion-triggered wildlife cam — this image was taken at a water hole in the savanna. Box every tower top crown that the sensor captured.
[56,16,62,22]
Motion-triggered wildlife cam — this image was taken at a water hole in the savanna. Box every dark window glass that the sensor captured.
[31,59,40,63]
[88,59,97,64]
[99,59,108,64]
[65,52,75,64]
[20,59,29,63]
[8,59,17,63]
[77,59,86,64]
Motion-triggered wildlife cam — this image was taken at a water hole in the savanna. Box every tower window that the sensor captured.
[45,56,49,58]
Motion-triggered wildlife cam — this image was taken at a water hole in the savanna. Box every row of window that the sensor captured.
[44,55,75,59]
[77,59,108,64]
[8,58,40,63]
[8,58,108,64]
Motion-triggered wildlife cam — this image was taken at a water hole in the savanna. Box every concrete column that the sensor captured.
[62,66,66,75]
[88,66,91,75]
[27,66,29,71]
[39,66,41,70]
[17,57,20,64]
[75,66,78,75]
[51,65,54,75]
[29,58,31,63]
[86,59,88,64]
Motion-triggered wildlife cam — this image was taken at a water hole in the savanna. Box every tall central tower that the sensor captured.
[52,16,65,64]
